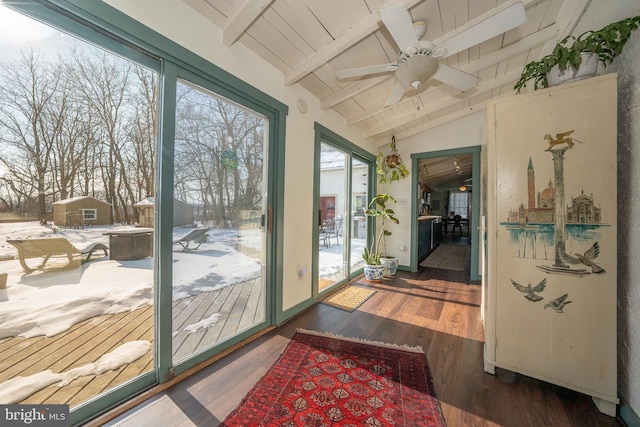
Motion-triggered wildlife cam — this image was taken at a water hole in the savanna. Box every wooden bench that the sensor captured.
[7,238,109,273]
[173,228,209,251]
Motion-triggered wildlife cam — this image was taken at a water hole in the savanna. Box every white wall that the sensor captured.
[102,0,374,311]
[377,111,485,267]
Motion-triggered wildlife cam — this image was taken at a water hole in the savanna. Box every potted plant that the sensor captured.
[363,193,399,280]
[376,136,409,184]
[514,16,640,93]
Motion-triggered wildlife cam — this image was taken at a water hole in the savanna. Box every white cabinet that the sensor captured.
[484,74,618,415]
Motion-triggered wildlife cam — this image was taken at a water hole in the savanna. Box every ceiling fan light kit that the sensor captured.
[335,2,527,107]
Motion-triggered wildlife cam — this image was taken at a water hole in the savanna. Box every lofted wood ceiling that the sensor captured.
[418,154,473,191]
[184,0,590,146]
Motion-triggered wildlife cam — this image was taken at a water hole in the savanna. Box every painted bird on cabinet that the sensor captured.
[544,294,572,313]
[559,241,605,274]
[511,278,547,302]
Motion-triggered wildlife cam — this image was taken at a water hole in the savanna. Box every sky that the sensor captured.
[0,4,67,59]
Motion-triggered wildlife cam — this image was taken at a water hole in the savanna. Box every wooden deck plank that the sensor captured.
[21,306,154,406]
[195,284,245,350]
[217,280,253,340]
[51,309,147,372]
[172,287,232,361]
[238,278,263,330]
[0,277,263,407]
[0,314,116,382]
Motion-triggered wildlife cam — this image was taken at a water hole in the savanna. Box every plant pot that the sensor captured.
[385,154,399,168]
[363,264,385,282]
[547,52,599,87]
[381,256,398,276]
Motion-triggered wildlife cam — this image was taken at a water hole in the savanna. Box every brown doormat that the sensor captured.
[420,244,468,271]
[321,285,376,312]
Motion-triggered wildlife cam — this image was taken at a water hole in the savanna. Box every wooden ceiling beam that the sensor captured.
[284,0,422,86]
[321,76,392,110]
[539,0,591,57]
[365,69,524,139]
[396,101,492,142]
[223,0,275,46]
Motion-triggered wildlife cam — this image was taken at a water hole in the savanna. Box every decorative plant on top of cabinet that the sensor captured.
[514,15,640,93]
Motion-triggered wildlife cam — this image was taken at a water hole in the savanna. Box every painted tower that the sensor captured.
[527,157,535,209]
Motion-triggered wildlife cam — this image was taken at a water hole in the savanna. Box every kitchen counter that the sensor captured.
[418,215,442,221]
[417,216,442,263]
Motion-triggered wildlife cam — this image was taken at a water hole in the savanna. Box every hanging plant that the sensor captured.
[220,150,238,171]
[376,136,409,184]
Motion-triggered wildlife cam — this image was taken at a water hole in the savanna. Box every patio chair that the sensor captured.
[173,227,210,251]
[320,216,343,248]
[7,237,108,273]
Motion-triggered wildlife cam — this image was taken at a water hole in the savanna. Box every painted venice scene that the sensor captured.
[500,130,610,277]
[499,129,615,314]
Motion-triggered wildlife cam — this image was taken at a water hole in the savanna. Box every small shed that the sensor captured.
[53,196,112,227]
[134,197,194,227]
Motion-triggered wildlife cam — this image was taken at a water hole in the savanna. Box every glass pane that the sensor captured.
[318,144,346,291]
[350,159,367,272]
[0,5,157,408]
[172,80,266,364]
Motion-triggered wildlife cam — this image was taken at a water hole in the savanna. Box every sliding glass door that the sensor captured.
[0,1,159,417]
[0,1,286,423]
[171,79,267,364]
[318,143,347,291]
[315,125,374,294]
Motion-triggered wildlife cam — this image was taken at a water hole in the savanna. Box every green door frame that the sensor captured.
[410,146,481,281]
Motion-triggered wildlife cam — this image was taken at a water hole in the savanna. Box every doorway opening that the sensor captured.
[411,147,481,281]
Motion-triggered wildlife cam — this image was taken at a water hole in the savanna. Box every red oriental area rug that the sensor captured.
[222,330,446,426]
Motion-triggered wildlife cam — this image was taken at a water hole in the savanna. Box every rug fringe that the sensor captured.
[295,328,425,354]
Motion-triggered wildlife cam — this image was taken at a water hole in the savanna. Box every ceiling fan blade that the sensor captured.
[432,65,480,91]
[384,80,406,106]
[336,63,397,80]
[379,5,421,54]
[437,1,526,58]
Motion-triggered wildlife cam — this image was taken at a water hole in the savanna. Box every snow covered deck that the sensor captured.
[0,276,264,406]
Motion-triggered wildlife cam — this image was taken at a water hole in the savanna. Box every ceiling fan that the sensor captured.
[336,2,527,107]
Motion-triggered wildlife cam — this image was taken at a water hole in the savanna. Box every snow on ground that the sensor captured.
[0,221,261,340]
[0,221,361,404]
[0,340,151,404]
[0,221,360,341]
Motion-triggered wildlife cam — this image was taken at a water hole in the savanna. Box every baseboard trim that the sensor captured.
[621,398,640,427]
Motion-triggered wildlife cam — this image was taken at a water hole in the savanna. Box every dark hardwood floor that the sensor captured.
[99,234,622,427]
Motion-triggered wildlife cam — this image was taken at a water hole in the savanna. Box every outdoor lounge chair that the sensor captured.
[173,227,210,251]
[7,237,109,273]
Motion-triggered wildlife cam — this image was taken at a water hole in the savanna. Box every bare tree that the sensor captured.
[0,49,63,221]
[174,84,264,227]
[72,50,137,223]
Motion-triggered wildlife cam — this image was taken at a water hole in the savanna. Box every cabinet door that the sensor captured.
[486,74,617,406]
